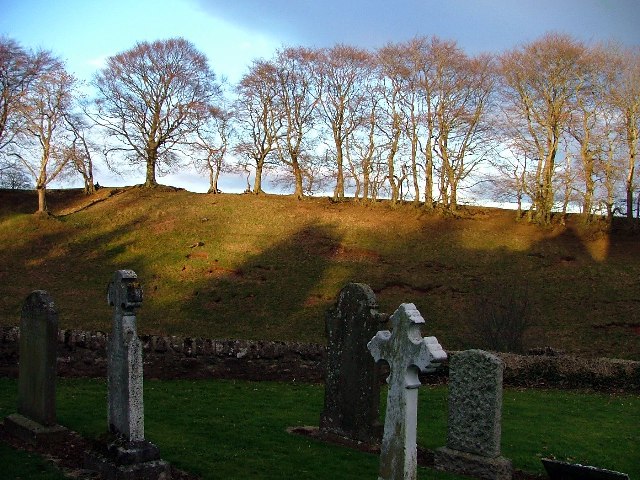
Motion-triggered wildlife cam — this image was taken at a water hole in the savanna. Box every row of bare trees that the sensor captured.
[1,34,638,222]
[234,34,639,222]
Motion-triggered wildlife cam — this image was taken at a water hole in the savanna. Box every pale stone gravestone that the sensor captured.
[368,303,446,480]
[85,270,170,479]
[320,283,387,445]
[4,291,66,443]
[434,349,512,480]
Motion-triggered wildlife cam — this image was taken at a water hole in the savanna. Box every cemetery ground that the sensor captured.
[0,377,638,480]
[0,187,639,359]
[0,187,639,479]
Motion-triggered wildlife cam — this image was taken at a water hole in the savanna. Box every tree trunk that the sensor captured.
[144,151,158,187]
[334,147,344,200]
[254,156,265,194]
[362,159,371,202]
[626,161,635,219]
[424,149,433,210]
[292,157,304,200]
[207,162,220,194]
[36,186,47,213]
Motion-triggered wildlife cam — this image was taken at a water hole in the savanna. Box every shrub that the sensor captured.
[469,281,530,353]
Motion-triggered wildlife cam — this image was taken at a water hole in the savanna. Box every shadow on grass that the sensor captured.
[181,221,346,342]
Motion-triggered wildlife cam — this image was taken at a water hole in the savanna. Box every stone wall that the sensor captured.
[1,326,638,392]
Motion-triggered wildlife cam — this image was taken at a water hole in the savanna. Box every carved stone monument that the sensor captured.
[434,349,512,480]
[4,291,66,443]
[368,303,446,480]
[85,270,170,480]
[320,283,387,445]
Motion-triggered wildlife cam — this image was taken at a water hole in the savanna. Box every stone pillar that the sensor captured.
[434,349,513,480]
[368,303,447,480]
[320,283,387,445]
[107,270,145,441]
[5,291,66,443]
[85,270,170,480]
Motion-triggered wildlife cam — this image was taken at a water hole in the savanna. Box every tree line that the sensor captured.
[0,33,638,223]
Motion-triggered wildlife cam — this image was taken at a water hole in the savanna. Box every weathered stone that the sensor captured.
[435,349,512,480]
[448,350,504,456]
[320,283,387,444]
[5,291,67,444]
[16,291,59,427]
[368,303,446,480]
[436,447,512,480]
[106,270,145,442]
[85,270,170,480]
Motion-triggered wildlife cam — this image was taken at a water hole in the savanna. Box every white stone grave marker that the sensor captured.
[368,303,446,480]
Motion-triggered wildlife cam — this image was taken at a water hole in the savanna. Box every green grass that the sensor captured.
[0,443,66,480]
[1,378,638,479]
[1,187,639,360]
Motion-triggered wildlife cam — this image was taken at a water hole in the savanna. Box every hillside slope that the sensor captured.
[1,187,638,359]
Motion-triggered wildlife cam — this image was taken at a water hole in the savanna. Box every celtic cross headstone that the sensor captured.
[368,303,446,480]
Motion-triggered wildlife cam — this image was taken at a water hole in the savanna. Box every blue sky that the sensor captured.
[1,0,639,192]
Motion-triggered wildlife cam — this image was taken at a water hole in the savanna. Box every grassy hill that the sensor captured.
[1,187,639,360]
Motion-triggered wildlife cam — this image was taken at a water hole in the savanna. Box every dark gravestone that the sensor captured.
[4,291,66,443]
[542,459,630,480]
[320,283,387,444]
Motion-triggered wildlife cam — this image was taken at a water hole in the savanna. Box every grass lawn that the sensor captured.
[0,378,637,479]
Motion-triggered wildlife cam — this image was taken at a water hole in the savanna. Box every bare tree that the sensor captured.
[487,148,531,218]
[314,45,372,200]
[377,43,408,204]
[404,37,440,209]
[432,47,496,212]
[0,159,30,189]
[272,47,320,199]
[92,38,220,188]
[499,33,586,224]
[234,59,282,194]
[191,105,233,194]
[10,53,76,212]
[63,112,97,194]
[607,46,640,219]
[0,38,41,153]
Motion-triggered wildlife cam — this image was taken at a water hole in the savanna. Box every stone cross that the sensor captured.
[86,270,170,479]
[106,269,145,442]
[320,283,387,444]
[434,349,512,480]
[4,291,66,443]
[368,303,446,480]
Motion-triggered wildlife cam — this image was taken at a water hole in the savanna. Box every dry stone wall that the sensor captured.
[0,326,638,392]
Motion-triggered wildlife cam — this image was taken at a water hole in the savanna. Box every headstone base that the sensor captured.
[85,438,171,480]
[4,413,67,444]
[318,423,382,447]
[434,446,513,480]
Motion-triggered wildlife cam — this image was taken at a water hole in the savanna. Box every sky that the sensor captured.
[1,0,639,193]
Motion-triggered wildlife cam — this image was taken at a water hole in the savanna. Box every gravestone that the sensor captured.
[368,303,446,480]
[85,270,170,480]
[320,283,387,445]
[434,349,512,480]
[4,291,66,443]
[542,458,630,480]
